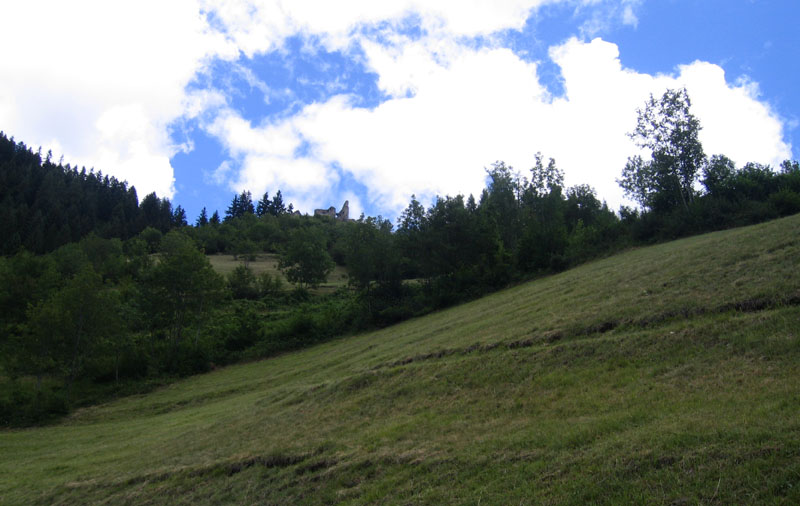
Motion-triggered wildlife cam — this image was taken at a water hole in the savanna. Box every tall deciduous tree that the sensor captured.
[529,152,564,198]
[480,162,523,251]
[27,266,120,398]
[701,155,737,198]
[278,227,334,290]
[141,231,224,348]
[618,88,706,212]
[344,217,400,293]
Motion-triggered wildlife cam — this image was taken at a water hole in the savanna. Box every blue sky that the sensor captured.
[2,0,798,223]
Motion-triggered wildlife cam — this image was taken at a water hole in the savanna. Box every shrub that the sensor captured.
[228,265,258,299]
[770,189,800,216]
[256,272,283,299]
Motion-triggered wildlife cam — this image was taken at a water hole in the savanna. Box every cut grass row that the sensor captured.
[1,214,799,504]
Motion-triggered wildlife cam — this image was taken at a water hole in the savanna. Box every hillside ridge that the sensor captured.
[1,214,799,505]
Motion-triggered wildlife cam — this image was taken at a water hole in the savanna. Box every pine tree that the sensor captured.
[225,194,240,222]
[226,191,255,221]
[196,207,208,226]
[240,190,255,215]
[256,191,270,217]
[172,205,188,227]
[271,190,286,216]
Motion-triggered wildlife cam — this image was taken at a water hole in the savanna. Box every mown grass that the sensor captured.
[207,253,349,294]
[1,215,799,505]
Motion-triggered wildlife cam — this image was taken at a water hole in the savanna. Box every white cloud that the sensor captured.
[0,0,568,202]
[292,43,550,210]
[207,111,301,159]
[621,5,638,27]
[202,107,337,211]
[201,0,557,55]
[544,38,789,207]
[1,0,791,217]
[0,0,233,198]
[678,64,791,165]
[578,0,643,37]
[208,160,234,186]
[219,35,791,215]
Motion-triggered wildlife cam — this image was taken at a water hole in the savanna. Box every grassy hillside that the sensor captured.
[2,215,799,505]
[208,253,349,294]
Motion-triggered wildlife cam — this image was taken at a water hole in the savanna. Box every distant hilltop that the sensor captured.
[314,200,351,221]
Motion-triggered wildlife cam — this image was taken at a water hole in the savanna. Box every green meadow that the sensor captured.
[207,253,350,294]
[1,215,799,505]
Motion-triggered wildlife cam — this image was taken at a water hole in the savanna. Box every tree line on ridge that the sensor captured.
[1,88,799,425]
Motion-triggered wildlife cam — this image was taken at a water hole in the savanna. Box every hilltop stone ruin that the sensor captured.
[314,200,351,221]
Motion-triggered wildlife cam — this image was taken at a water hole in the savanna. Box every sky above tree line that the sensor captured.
[2,0,798,221]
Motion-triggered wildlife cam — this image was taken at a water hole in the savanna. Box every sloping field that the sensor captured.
[207,253,349,293]
[1,216,799,505]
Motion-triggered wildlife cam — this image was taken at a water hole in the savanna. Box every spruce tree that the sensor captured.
[196,207,208,226]
[256,191,270,217]
[271,190,286,216]
[225,194,241,222]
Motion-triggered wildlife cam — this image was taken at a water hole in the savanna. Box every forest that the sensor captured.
[2,88,799,425]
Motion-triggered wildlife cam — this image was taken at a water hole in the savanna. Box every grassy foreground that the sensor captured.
[2,216,799,505]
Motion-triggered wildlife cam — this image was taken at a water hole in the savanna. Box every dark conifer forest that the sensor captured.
[2,89,800,425]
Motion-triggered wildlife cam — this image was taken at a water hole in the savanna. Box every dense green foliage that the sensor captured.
[0,228,365,425]
[2,214,798,504]
[0,132,190,255]
[2,89,800,425]
[278,227,335,289]
[618,89,800,238]
[619,88,705,212]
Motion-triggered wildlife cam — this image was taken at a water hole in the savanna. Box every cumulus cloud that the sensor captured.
[216,35,791,214]
[0,0,232,198]
[293,43,550,209]
[678,64,791,164]
[202,107,336,210]
[548,39,790,206]
[1,0,791,216]
[0,0,569,201]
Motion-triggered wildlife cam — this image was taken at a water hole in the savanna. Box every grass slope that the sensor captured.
[2,216,799,505]
[207,253,349,294]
